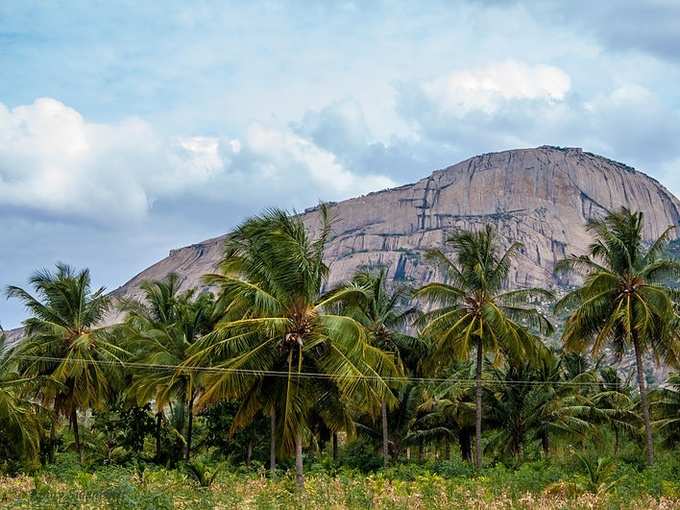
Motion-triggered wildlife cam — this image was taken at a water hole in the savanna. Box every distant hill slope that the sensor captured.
[111,146,680,308]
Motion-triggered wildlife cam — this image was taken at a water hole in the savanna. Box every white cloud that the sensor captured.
[244,124,394,197]
[0,98,394,224]
[0,98,218,222]
[422,60,571,117]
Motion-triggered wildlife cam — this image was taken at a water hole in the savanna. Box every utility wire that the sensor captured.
[12,354,633,388]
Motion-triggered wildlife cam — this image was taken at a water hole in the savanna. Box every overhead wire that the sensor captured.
[12,354,633,388]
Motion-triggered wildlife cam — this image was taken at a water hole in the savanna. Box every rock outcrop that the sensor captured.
[111,146,680,305]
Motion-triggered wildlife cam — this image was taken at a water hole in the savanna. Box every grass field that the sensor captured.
[3,454,680,509]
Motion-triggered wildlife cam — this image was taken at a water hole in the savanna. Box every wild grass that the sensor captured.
[2,453,680,509]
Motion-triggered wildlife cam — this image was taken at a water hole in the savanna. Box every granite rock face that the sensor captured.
[111,146,680,305]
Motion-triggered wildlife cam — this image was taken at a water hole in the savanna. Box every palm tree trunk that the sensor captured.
[270,409,276,476]
[444,440,451,461]
[332,432,338,462]
[459,429,472,462]
[614,427,620,457]
[634,339,654,465]
[173,399,187,465]
[71,409,83,464]
[185,392,195,461]
[295,432,304,488]
[246,440,253,466]
[474,336,483,470]
[541,433,550,457]
[155,411,163,461]
[48,419,57,464]
[417,440,424,463]
[381,398,389,468]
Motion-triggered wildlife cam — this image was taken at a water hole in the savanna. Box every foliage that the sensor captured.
[200,401,269,464]
[0,332,45,470]
[183,459,222,487]
[343,267,425,372]
[416,225,553,468]
[653,373,680,447]
[572,452,620,494]
[185,207,400,484]
[484,353,594,460]
[5,264,126,462]
[91,399,156,461]
[555,207,680,465]
[2,454,680,509]
[338,437,384,472]
[6,206,680,501]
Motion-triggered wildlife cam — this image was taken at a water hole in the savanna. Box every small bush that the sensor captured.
[338,438,383,473]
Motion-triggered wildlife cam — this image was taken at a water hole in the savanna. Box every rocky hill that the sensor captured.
[111,146,680,306]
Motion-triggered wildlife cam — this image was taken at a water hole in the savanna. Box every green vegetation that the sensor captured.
[3,454,680,509]
[416,225,553,469]
[2,206,680,509]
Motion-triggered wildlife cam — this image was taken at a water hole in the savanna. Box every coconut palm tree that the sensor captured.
[118,273,183,462]
[592,367,639,456]
[0,331,44,464]
[354,381,428,462]
[343,268,424,466]
[416,225,553,469]
[555,208,680,465]
[6,264,126,463]
[652,373,680,448]
[484,354,593,460]
[186,207,399,487]
[416,365,476,462]
[120,274,218,463]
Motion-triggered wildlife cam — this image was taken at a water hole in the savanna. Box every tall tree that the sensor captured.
[186,207,399,487]
[121,274,218,463]
[592,367,639,456]
[344,268,424,467]
[6,264,125,463]
[0,331,44,465]
[417,364,479,463]
[416,226,553,469]
[484,354,592,460]
[555,208,680,465]
[653,373,680,448]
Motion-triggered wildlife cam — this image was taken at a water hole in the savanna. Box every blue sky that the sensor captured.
[2,0,680,327]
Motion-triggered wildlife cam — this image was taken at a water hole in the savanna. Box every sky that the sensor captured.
[2,0,680,328]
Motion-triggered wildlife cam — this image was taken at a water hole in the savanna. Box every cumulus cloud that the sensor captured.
[0,98,223,222]
[421,60,571,117]
[290,100,459,181]
[394,61,680,185]
[243,124,394,197]
[0,98,394,224]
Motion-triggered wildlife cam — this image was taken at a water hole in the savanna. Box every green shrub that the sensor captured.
[339,438,383,473]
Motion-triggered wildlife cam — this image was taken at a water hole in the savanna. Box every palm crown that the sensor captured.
[555,207,680,465]
[555,208,680,363]
[186,207,399,485]
[120,273,218,462]
[5,263,126,462]
[417,225,553,367]
[344,268,425,372]
[416,225,553,469]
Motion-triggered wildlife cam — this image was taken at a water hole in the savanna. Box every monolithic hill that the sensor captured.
[110,145,680,307]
